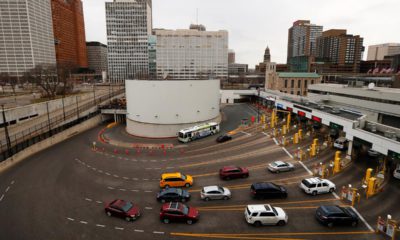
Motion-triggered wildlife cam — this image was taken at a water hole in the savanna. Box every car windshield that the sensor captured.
[181,174,187,180]
[302,179,312,188]
[272,207,278,216]
[121,202,133,212]
[182,205,189,215]
[218,187,224,192]
[271,162,278,167]
[176,188,182,195]
[246,207,251,215]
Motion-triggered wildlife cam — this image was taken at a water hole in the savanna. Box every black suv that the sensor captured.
[315,205,359,227]
[157,188,191,203]
[250,182,287,199]
[216,134,232,143]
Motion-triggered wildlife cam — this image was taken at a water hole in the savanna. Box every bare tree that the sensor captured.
[0,72,8,94]
[29,65,59,99]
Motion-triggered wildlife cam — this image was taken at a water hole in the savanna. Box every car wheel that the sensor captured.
[312,191,318,196]
[223,196,229,200]
[329,188,334,193]
[185,183,190,188]
[106,211,112,217]
[125,217,131,222]
[352,221,358,227]
[187,220,193,225]
[254,221,262,227]
[161,199,166,203]
[204,197,210,201]
[277,220,286,226]
[163,218,170,224]
[327,222,334,228]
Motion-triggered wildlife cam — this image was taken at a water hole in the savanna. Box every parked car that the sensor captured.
[157,188,191,203]
[160,202,199,224]
[200,186,231,201]
[160,172,193,188]
[219,166,249,180]
[300,177,336,195]
[105,199,141,222]
[394,164,400,180]
[244,204,288,227]
[267,161,295,173]
[250,182,287,199]
[216,134,232,143]
[315,205,359,227]
[333,137,348,150]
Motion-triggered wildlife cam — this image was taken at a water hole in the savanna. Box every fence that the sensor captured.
[0,89,124,162]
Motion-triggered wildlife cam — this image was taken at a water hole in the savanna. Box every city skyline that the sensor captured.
[83,0,400,67]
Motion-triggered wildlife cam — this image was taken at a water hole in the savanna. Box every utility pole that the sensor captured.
[257,88,261,123]
[46,102,51,133]
[1,104,11,156]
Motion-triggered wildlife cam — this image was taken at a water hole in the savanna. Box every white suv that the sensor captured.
[300,177,336,195]
[244,204,288,227]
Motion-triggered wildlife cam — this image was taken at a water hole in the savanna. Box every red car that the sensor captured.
[159,202,199,224]
[105,199,141,222]
[219,166,249,180]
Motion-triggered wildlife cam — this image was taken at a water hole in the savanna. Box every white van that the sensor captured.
[333,137,348,150]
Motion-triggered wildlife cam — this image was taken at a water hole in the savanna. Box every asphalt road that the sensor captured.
[0,103,398,240]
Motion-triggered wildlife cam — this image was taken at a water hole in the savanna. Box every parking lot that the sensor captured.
[0,103,398,240]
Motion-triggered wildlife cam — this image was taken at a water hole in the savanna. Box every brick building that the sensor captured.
[51,0,88,68]
[266,72,322,96]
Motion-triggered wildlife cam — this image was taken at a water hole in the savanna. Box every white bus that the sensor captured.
[178,122,220,143]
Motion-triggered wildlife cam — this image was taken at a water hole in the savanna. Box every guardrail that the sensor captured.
[0,89,124,162]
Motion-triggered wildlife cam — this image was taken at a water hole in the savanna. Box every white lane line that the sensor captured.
[107,186,115,190]
[332,192,340,200]
[85,198,93,202]
[240,131,252,136]
[273,137,279,145]
[298,161,313,175]
[98,170,103,173]
[80,221,88,224]
[105,172,111,176]
[5,186,10,193]
[96,224,106,228]
[123,177,129,180]
[115,227,124,230]
[113,174,119,178]
[132,178,139,180]
[134,229,144,233]
[143,178,149,181]
[153,231,164,234]
[92,168,97,171]
[262,132,269,137]
[96,201,103,204]
[350,206,374,232]
[10,181,14,185]
[119,189,126,191]
[144,190,153,193]
[67,217,75,221]
[145,207,153,210]
[282,147,293,159]
[131,190,139,192]
[0,194,4,202]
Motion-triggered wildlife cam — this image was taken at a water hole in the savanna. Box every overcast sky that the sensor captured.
[83,0,400,67]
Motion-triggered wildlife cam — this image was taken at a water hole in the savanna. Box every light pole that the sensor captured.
[257,88,260,123]
[46,102,51,133]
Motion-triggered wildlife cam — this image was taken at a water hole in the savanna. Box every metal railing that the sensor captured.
[0,89,124,162]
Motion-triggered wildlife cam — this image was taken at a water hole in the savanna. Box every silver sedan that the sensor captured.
[267,161,295,173]
[200,186,231,201]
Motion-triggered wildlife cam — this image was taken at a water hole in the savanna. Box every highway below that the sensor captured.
[0,103,397,240]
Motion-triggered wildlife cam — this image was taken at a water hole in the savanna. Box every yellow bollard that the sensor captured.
[282,125,287,135]
[366,177,376,199]
[310,143,316,157]
[351,188,360,206]
[333,151,341,174]
[293,133,299,144]
[313,138,318,146]
[286,113,291,130]
[365,168,373,185]
[298,129,303,140]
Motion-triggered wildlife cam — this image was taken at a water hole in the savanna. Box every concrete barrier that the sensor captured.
[0,115,102,174]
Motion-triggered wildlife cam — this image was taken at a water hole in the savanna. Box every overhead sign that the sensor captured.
[298,111,305,117]
[287,107,293,112]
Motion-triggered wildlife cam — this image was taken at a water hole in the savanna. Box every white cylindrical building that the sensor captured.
[125,79,221,138]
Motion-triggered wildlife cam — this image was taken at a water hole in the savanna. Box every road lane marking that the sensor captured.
[5,186,10,193]
[96,201,103,204]
[131,190,139,192]
[273,137,279,145]
[67,218,75,221]
[107,186,115,190]
[115,227,124,230]
[134,229,144,233]
[105,172,111,176]
[80,221,88,224]
[145,207,153,210]
[240,131,252,136]
[85,198,92,202]
[96,224,106,228]
[10,181,14,185]
[171,231,374,237]
[119,188,126,191]
[153,231,164,234]
[298,161,313,175]
[282,147,293,158]
[0,194,4,202]
[350,206,374,232]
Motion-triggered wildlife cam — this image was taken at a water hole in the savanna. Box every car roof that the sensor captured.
[273,161,286,165]
[304,177,323,184]
[162,188,180,194]
[161,172,182,179]
[203,186,221,192]
[252,182,279,190]
[111,199,128,208]
[319,205,345,214]
[162,202,183,211]
[247,204,272,212]
[221,166,241,171]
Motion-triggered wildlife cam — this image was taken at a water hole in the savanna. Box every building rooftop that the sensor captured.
[310,83,400,94]
[277,72,320,78]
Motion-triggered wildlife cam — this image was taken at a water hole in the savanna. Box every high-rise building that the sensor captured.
[315,29,364,73]
[51,0,87,68]
[106,0,153,83]
[264,46,271,63]
[287,20,323,72]
[86,42,108,75]
[0,0,56,77]
[367,43,400,61]
[152,26,228,80]
[228,49,235,64]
